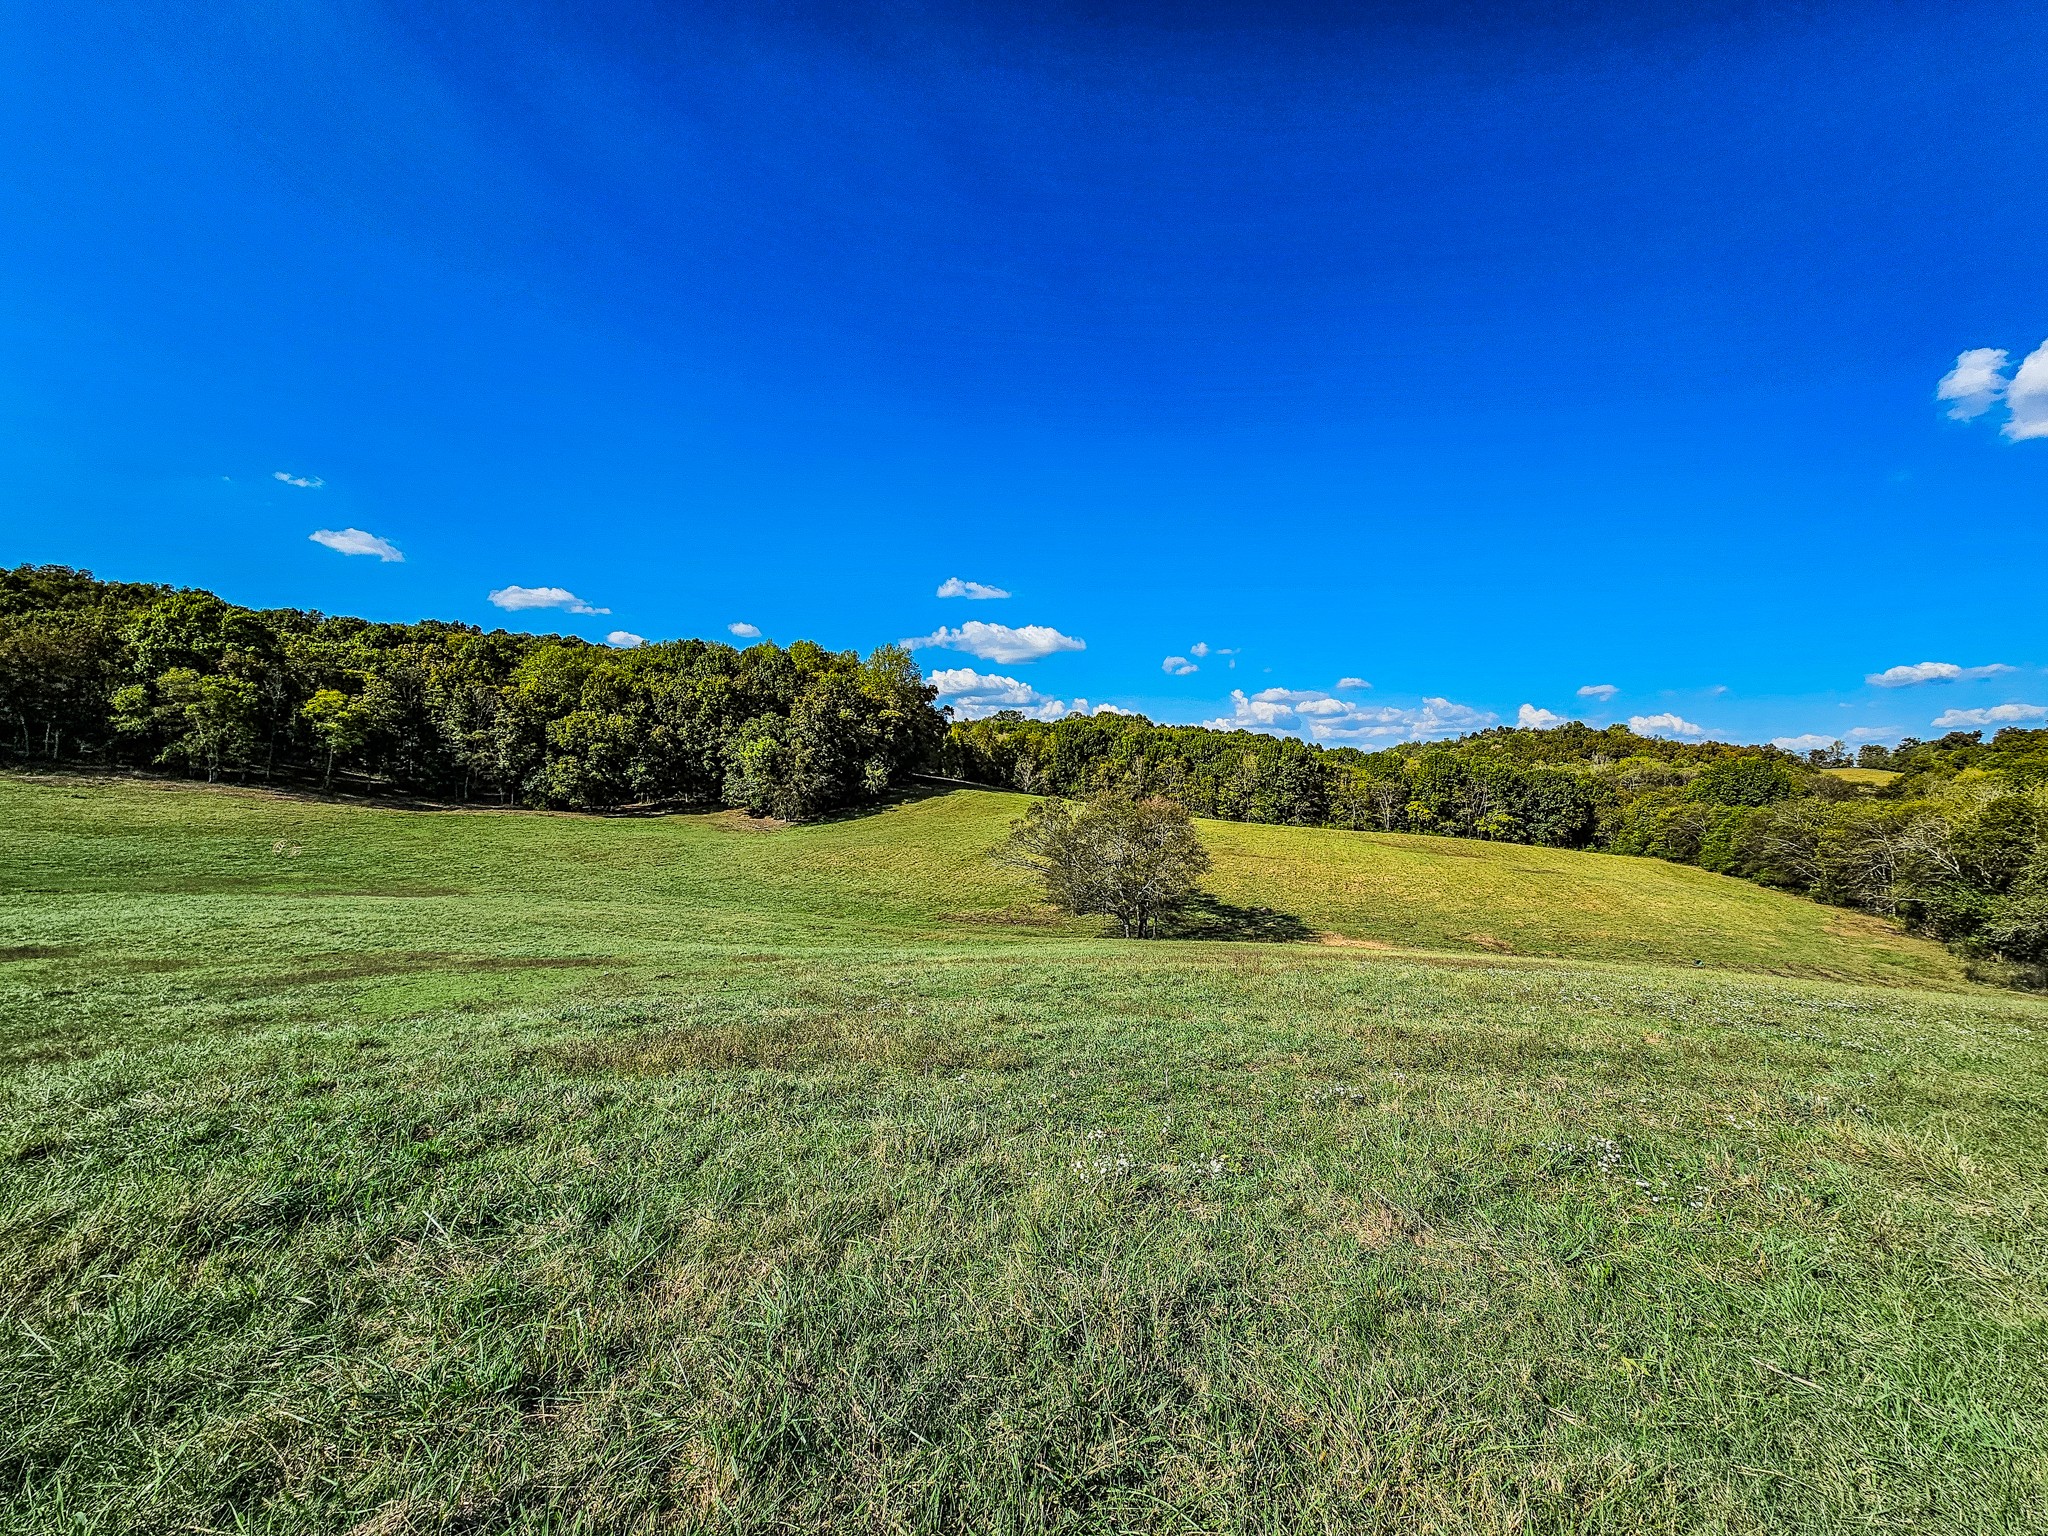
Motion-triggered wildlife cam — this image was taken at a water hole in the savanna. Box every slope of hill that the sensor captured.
[0,775,1966,993]
[2,773,2043,1534]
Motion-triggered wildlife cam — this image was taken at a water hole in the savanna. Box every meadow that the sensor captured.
[1,773,2043,1533]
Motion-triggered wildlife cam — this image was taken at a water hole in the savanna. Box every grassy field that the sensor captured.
[2,772,2044,1533]
[1821,767,1902,788]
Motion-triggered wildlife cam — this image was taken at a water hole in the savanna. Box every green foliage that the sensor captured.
[0,565,943,818]
[1003,792,1213,937]
[300,688,372,787]
[945,716,1611,849]
[1688,753,1801,807]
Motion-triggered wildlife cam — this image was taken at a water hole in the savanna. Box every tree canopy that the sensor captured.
[1002,792,1212,939]
[0,565,944,818]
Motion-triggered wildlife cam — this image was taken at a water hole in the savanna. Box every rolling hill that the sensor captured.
[0,774,1967,997]
[1,773,2042,1534]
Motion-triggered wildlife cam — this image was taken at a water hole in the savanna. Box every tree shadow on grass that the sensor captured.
[1161,893,1315,943]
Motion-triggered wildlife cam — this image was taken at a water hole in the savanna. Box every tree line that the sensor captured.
[5,563,2042,978]
[0,565,945,819]
[946,711,2048,981]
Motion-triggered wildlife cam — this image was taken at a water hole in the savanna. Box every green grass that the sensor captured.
[1822,767,1902,787]
[1198,818,1963,985]
[2,772,2044,1533]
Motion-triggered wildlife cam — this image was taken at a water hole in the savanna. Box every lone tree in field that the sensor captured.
[1004,791,1212,938]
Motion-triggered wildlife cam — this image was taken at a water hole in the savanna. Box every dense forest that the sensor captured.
[0,565,944,820]
[944,711,2048,982]
[4,564,2042,979]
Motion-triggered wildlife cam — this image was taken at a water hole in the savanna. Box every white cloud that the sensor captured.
[936,577,1010,600]
[1937,347,2010,421]
[1772,734,1839,753]
[1203,687,1494,743]
[1090,703,1136,716]
[927,666,1068,721]
[1576,683,1619,702]
[309,527,401,562]
[1937,341,2048,440]
[274,471,324,488]
[1628,712,1705,738]
[1336,677,1370,691]
[1845,726,1899,740]
[1162,655,1198,676]
[2004,340,2048,441]
[901,621,1084,664]
[1931,703,2048,729]
[1866,660,2014,687]
[606,631,646,649]
[488,585,609,615]
[1190,642,1209,658]
[728,621,762,639]
[1517,704,1567,729]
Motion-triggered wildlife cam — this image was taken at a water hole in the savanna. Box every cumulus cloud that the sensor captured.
[927,666,1068,721]
[488,585,609,615]
[309,527,401,562]
[1772,733,1839,753]
[936,577,1010,600]
[2004,341,2048,441]
[1628,712,1705,738]
[606,631,646,649]
[1931,702,2048,729]
[1937,341,2048,440]
[1203,687,1494,743]
[1937,348,2011,421]
[1162,655,1198,676]
[901,621,1084,664]
[1336,677,1370,690]
[1517,704,1567,729]
[274,471,324,488]
[1190,642,1209,658]
[1866,661,2014,687]
[1577,683,1619,702]
[728,621,762,638]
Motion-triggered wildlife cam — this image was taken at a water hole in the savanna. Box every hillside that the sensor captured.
[8,566,2042,979]
[2,773,2044,1533]
[0,775,1967,1003]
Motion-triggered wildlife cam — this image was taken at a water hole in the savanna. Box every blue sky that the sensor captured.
[2,1,2043,750]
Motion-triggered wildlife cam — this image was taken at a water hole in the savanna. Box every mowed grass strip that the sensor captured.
[0,773,2042,1534]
